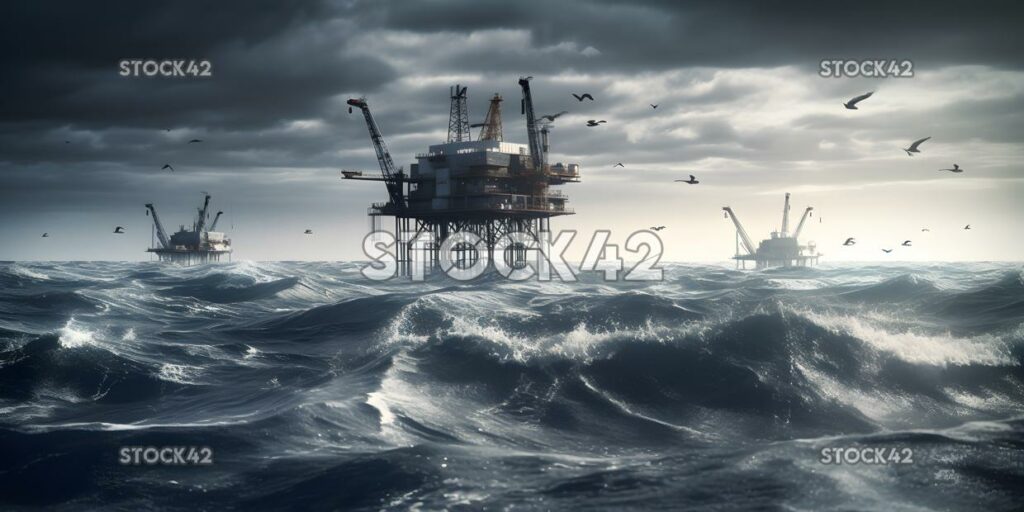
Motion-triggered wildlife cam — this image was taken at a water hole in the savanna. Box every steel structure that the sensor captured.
[145,194,232,264]
[723,193,819,269]
[447,84,471,143]
[345,79,580,275]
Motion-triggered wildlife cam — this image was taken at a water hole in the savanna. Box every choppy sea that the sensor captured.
[1,261,1023,510]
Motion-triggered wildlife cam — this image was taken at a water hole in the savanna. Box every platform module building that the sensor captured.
[344,78,580,273]
[145,194,232,264]
[722,193,820,269]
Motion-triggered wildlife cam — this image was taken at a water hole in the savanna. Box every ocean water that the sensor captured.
[1,261,1023,510]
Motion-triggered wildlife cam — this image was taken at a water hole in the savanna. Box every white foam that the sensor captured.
[799,309,1015,367]
[157,363,202,384]
[365,392,396,425]
[58,321,96,349]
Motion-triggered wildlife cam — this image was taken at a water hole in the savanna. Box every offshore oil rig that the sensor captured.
[344,78,579,273]
[722,193,820,269]
[145,194,232,264]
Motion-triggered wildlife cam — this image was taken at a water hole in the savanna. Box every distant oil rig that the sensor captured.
[145,193,232,264]
[343,78,579,274]
[723,193,819,269]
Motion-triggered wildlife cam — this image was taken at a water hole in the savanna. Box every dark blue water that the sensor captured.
[1,262,1023,510]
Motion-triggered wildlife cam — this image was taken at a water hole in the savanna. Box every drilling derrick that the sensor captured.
[476,94,504,142]
[447,84,471,143]
[343,78,581,276]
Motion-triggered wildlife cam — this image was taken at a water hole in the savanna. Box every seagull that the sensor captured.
[613,163,625,168]
[882,249,893,253]
[572,93,595,102]
[903,136,931,156]
[540,111,568,122]
[41,233,49,238]
[674,175,699,184]
[964,224,971,230]
[586,120,606,127]
[650,104,658,109]
[843,238,856,246]
[650,226,666,231]
[161,164,174,172]
[113,226,125,234]
[901,240,912,246]
[304,229,313,235]
[921,228,930,232]
[843,91,874,110]
[938,164,963,173]
[188,139,202,144]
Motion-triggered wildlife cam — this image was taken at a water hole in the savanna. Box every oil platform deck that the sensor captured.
[723,193,820,269]
[345,79,579,274]
[145,194,232,264]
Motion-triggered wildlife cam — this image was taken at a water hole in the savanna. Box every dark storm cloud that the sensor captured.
[0,0,392,129]
[370,0,1024,71]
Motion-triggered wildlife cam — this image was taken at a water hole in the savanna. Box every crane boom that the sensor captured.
[722,207,757,255]
[792,207,814,240]
[780,192,792,237]
[209,211,224,232]
[195,194,211,233]
[145,203,170,249]
[518,77,545,171]
[347,98,405,208]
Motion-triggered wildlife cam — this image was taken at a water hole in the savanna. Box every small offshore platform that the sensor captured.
[722,193,820,269]
[344,78,579,273]
[145,194,232,264]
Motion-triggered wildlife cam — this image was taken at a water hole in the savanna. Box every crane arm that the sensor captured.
[145,203,170,249]
[780,192,792,236]
[722,207,757,255]
[209,211,224,232]
[195,194,211,233]
[518,77,545,171]
[792,207,814,240]
[347,98,404,208]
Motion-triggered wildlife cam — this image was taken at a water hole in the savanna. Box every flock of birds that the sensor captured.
[548,88,972,252]
[838,90,972,254]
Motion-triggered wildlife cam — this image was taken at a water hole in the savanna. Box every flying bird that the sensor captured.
[650,104,658,109]
[41,233,49,238]
[161,164,174,172]
[572,93,594,102]
[964,224,971,230]
[938,164,963,173]
[64,140,70,144]
[113,226,125,234]
[903,136,931,156]
[650,226,666,231]
[921,228,930,232]
[843,238,856,246]
[882,249,893,253]
[613,163,625,168]
[304,229,313,235]
[586,120,607,127]
[540,111,568,122]
[901,240,912,246]
[188,139,202,144]
[843,91,874,110]
[675,175,699,184]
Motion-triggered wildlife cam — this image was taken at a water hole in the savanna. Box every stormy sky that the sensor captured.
[1,0,1022,262]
